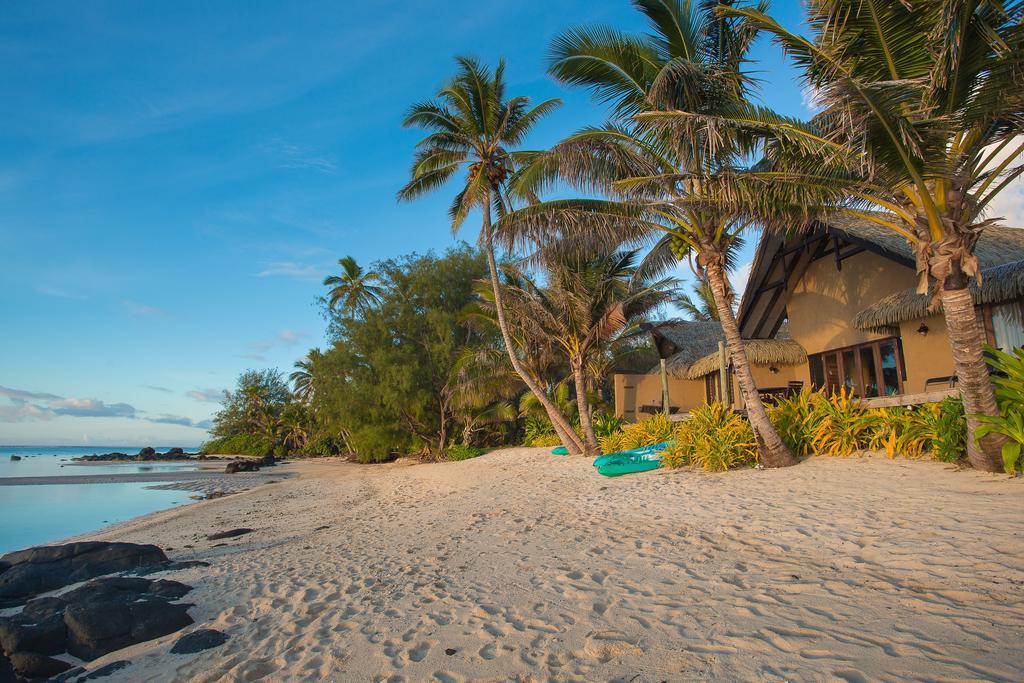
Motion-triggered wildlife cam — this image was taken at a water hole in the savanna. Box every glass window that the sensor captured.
[860,347,879,397]
[842,349,859,394]
[809,355,825,390]
[824,353,841,393]
[808,337,902,398]
[878,341,900,396]
[992,302,1024,352]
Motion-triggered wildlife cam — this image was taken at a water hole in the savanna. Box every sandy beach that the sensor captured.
[42,448,1021,682]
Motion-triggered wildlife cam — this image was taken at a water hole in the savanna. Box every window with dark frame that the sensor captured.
[807,337,905,397]
[704,369,734,405]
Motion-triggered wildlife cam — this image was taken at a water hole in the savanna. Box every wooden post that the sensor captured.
[660,358,670,415]
[718,341,729,407]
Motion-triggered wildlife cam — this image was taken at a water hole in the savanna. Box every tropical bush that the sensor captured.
[201,433,273,457]
[767,391,819,458]
[809,390,883,457]
[672,403,758,473]
[522,416,560,447]
[446,444,486,461]
[591,411,624,439]
[598,412,674,454]
[975,346,1024,473]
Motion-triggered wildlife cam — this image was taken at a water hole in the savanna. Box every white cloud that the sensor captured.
[982,135,1024,227]
[0,386,137,422]
[257,261,325,281]
[277,329,307,346]
[186,388,224,403]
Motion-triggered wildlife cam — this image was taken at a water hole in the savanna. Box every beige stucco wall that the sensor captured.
[787,251,918,356]
[897,313,957,393]
[614,361,811,417]
[614,372,706,421]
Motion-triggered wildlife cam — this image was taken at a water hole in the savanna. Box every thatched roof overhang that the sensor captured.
[853,259,1024,330]
[684,338,807,380]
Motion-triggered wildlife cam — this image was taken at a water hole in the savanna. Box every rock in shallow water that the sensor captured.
[170,629,229,654]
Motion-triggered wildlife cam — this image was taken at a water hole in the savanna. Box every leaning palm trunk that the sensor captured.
[572,360,600,455]
[482,206,585,454]
[704,253,797,468]
[938,281,1005,471]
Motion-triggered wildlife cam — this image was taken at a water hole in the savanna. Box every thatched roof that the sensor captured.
[645,320,724,374]
[823,214,1024,269]
[853,258,1024,330]
[684,338,807,379]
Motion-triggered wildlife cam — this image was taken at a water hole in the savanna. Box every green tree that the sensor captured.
[312,247,511,461]
[712,0,1024,471]
[506,248,677,453]
[505,0,798,466]
[677,281,720,321]
[396,57,586,453]
[323,256,384,318]
[289,349,321,403]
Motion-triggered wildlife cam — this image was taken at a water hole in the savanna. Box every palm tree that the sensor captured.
[677,281,720,321]
[323,256,384,318]
[396,57,585,453]
[505,248,678,453]
[711,0,1024,471]
[504,0,799,466]
[290,349,321,403]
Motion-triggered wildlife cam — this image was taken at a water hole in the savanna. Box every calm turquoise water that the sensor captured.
[0,446,202,554]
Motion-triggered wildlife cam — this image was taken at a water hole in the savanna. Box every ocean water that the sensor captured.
[0,445,202,554]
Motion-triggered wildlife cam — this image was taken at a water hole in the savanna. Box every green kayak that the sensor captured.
[593,441,671,477]
[597,456,663,477]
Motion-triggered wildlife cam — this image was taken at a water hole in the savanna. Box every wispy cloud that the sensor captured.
[240,353,266,362]
[277,329,307,346]
[0,384,211,430]
[186,388,224,403]
[143,384,174,393]
[35,285,88,300]
[0,386,137,422]
[123,300,167,317]
[730,261,754,300]
[147,414,212,429]
[257,261,325,281]
[265,140,338,173]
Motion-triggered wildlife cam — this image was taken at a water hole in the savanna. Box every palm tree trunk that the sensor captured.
[572,360,600,454]
[705,261,797,468]
[481,202,585,454]
[938,283,1005,472]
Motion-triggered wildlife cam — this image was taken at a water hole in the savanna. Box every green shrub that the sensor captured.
[591,411,624,439]
[681,403,758,472]
[201,433,273,457]
[597,412,675,454]
[809,390,882,456]
[660,441,691,469]
[976,346,1024,473]
[446,444,486,461]
[523,416,557,446]
[768,390,819,457]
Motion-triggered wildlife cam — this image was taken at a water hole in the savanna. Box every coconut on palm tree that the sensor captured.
[323,256,384,319]
[700,0,1024,471]
[396,57,586,453]
[503,0,799,466]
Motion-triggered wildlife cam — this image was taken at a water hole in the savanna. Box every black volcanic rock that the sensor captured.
[206,528,252,541]
[7,651,72,679]
[0,577,194,672]
[7,456,19,462]
[0,542,168,606]
[170,629,229,654]
[138,447,156,458]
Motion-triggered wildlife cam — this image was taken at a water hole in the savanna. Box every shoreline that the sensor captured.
[37,448,1024,682]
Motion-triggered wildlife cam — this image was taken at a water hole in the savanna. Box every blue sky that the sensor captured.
[0,1,822,446]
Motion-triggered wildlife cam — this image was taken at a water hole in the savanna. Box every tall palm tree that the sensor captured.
[504,0,799,466]
[396,57,585,453]
[708,0,1024,471]
[505,248,678,453]
[677,281,720,321]
[290,349,321,403]
[323,256,384,318]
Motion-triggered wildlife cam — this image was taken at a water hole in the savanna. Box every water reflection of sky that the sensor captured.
[0,483,189,554]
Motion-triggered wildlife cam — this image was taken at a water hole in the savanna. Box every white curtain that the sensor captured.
[991,302,1024,352]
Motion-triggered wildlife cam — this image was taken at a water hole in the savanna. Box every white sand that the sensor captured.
[70,448,1024,682]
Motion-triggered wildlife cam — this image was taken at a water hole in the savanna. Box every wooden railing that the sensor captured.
[861,388,958,408]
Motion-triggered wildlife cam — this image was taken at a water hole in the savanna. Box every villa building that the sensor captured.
[614,216,1024,420]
